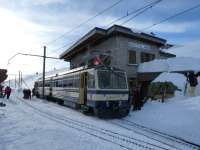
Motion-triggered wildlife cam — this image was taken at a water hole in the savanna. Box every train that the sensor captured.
[34,65,130,118]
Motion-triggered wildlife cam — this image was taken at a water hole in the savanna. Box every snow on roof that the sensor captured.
[152,72,186,90]
[138,57,200,73]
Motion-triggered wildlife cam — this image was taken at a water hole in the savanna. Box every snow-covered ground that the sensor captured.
[126,95,200,145]
[0,91,200,150]
[1,67,200,150]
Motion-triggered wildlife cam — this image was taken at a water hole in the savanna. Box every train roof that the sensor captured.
[38,66,88,81]
[36,65,125,82]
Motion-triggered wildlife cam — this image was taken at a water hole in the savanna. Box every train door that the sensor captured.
[79,72,87,105]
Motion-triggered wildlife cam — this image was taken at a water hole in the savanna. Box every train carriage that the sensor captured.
[35,65,130,118]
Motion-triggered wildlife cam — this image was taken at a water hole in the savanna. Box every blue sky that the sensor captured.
[0,0,200,75]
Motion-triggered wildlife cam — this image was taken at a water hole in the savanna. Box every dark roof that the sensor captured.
[60,25,168,60]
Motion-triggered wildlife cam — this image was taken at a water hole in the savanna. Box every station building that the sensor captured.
[59,25,175,97]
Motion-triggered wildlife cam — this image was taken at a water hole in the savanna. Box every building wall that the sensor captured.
[113,36,160,79]
[70,35,166,83]
[70,36,117,69]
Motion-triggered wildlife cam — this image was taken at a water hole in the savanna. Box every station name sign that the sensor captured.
[128,42,152,50]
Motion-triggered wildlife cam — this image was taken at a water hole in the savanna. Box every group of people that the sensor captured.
[23,88,35,99]
[0,85,12,99]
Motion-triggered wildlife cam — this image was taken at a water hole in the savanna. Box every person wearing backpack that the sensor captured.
[187,72,198,96]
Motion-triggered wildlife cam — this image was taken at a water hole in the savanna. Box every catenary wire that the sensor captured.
[142,3,200,30]
[45,0,126,46]
[48,0,163,55]
[120,0,162,25]
[107,0,162,27]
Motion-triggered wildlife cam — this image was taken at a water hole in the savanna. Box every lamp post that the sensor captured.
[7,47,60,98]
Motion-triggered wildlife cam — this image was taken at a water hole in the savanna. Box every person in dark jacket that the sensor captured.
[4,86,12,99]
[0,85,3,98]
[27,89,31,99]
[187,72,198,96]
[132,86,141,111]
[32,88,35,97]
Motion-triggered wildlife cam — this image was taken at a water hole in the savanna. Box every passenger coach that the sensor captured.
[34,65,130,118]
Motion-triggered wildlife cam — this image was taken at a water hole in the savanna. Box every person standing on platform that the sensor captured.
[132,86,141,111]
[4,86,12,99]
[187,72,198,97]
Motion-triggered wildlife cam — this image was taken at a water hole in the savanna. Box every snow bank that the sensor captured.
[152,72,200,97]
[128,96,200,145]
[138,57,200,73]
[129,72,200,144]
[152,72,186,90]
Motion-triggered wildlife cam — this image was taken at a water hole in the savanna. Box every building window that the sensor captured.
[128,51,136,64]
[141,52,155,63]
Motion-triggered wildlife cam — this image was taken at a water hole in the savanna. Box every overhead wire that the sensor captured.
[50,1,200,56]
[142,3,200,30]
[106,0,162,27]
[45,0,126,46]
[120,0,162,25]
[49,0,163,55]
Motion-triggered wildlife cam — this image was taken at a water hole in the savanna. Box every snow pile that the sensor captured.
[138,57,200,73]
[128,96,200,145]
[152,72,200,97]
[128,72,200,144]
[138,59,169,73]
[152,72,186,91]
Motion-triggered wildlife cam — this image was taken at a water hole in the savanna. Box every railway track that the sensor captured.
[110,119,200,150]
[17,98,173,150]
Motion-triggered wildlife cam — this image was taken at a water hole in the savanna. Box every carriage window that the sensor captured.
[52,81,55,87]
[57,80,63,87]
[45,82,48,87]
[63,78,73,88]
[74,76,80,88]
[63,79,67,87]
[98,70,127,89]
[87,72,95,88]
[39,82,42,87]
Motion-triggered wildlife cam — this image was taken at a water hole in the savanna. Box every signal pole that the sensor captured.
[21,71,22,88]
[19,71,21,88]
[15,75,16,88]
[42,46,46,98]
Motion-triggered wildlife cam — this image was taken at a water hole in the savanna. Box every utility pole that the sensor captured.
[20,71,22,88]
[19,71,21,88]
[15,75,16,89]
[42,46,46,98]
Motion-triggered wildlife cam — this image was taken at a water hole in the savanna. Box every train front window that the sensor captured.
[98,70,127,89]
[87,72,95,88]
